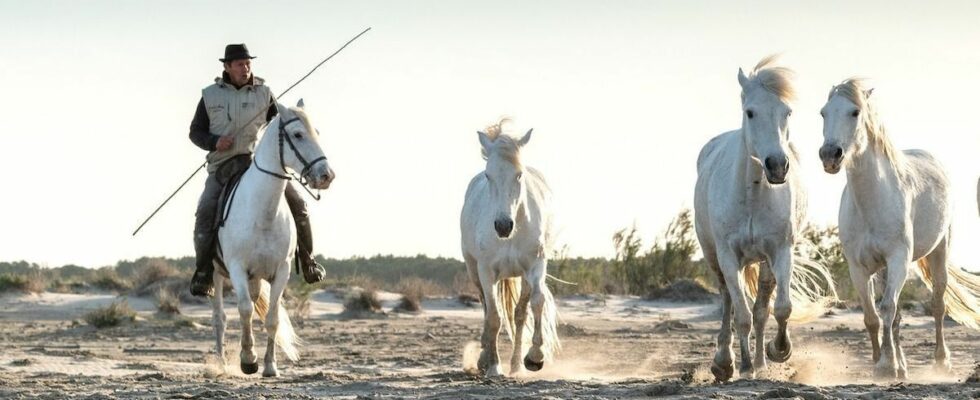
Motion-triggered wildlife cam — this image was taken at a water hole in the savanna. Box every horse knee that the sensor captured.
[238,301,253,319]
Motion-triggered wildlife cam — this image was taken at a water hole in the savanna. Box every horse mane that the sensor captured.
[480,117,522,167]
[742,55,797,103]
[829,78,914,185]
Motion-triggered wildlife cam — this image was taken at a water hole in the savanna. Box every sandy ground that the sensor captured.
[0,290,978,399]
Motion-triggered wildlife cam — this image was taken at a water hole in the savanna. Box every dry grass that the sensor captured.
[91,268,131,293]
[394,293,422,313]
[132,259,180,293]
[84,300,137,328]
[287,286,314,326]
[0,272,47,294]
[155,289,181,315]
[342,289,383,317]
[457,293,481,308]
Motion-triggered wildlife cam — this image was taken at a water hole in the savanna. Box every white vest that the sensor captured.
[201,75,273,172]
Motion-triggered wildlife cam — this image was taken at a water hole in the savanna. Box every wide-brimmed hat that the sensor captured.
[219,44,256,62]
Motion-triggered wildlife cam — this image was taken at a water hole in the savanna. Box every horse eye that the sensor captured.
[746,110,754,119]
[516,172,523,180]
[787,110,792,117]
[293,132,302,139]
[851,109,860,118]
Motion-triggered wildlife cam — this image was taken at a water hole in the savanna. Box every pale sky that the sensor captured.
[0,1,978,270]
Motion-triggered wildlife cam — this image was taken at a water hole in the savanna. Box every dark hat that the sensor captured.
[219,44,256,62]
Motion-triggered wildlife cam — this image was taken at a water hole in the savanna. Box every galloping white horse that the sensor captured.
[819,79,980,379]
[694,56,837,382]
[212,99,335,377]
[460,118,560,377]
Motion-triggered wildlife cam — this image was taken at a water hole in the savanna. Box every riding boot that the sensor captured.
[190,230,216,297]
[286,182,326,284]
[190,171,224,297]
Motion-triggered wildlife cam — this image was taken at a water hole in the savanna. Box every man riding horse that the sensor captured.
[187,43,326,297]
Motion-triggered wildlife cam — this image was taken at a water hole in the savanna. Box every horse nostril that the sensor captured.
[494,219,514,236]
[764,156,787,171]
[833,147,843,159]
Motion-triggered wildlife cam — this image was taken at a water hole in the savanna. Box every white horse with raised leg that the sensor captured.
[460,118,560,377]
[819,79,980,380]
[212,99,335,377]
[694,56,837,382]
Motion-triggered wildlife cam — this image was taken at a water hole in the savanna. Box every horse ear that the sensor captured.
[275,102,287,116]
[518,128,533,147]
[737,68,749,88]
[297,98,305,109]
[864,88,875,98]
[477,131,493,150]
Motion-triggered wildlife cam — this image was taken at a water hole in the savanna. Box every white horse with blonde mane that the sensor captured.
[694,56,837,382]
[460,118,560,377]
[819,79,980,379]
[212,99,335,377]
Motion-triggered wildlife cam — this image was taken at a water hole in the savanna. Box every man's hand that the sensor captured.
[216,135,234,151]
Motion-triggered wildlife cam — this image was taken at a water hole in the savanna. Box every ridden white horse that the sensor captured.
[694,56,837,382]
[819,79,980,379]
[212,99,335,377]
[460,118,561,377]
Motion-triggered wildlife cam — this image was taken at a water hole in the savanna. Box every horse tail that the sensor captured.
[740,258,838,323]
[538,282,562,361]
[742,262,761,300]
[915,259,980,330]
[254,281,302,361]
[496,277,521,342]
[787,257,838,322]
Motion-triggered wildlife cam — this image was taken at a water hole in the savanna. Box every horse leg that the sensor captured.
[850,263,881,364]
[524,259,553,372]
[766,249,793,364]
[477,266,503,377]
[874,251,910,380]
[892,302,908,380]
[509,278,532,375]
[753,262,776,371]
[211,273,227,365]
[708,253,735,382]
[925,239,952,374]
[717,249,755,379]
[263,268,290,377]
[230,266,259,374]
[464,254,485,309]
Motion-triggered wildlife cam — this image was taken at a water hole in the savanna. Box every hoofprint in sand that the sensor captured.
[1,291,978,399]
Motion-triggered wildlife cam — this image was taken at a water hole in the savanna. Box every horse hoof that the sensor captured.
[241,362,259,375]
[766,340,792,363]
[484,364,504,378]
[873,365,897,381]
[523,355,544,372]
[710,362,734,382]
[262,369,280,378]
[739,364,756,380]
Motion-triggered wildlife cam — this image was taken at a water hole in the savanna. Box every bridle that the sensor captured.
[254,115,328,200]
